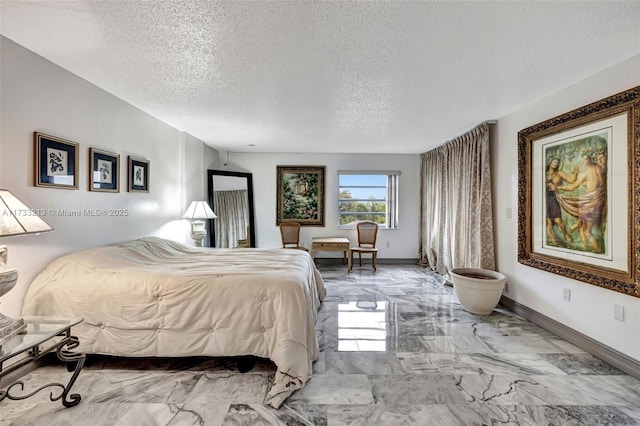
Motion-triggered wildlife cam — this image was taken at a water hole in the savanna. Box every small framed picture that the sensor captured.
[128,156,149,193]
[34,132,79,189]
[89,148,119,192]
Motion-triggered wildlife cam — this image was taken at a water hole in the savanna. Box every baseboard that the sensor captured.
[500,295,640,379]
[313,258,419,265]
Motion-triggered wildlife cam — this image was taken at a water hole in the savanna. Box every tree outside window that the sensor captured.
[338,172,399,229]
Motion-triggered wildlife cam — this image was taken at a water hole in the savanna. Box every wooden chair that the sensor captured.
[349,220,378,272]
[236,225,250,248]
[279,222,308,251]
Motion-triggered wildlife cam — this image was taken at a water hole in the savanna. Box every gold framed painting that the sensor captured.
[517,85,640,297]
[276,165,325,226]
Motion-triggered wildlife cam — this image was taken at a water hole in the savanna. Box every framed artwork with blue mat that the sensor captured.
[34,132,79,190]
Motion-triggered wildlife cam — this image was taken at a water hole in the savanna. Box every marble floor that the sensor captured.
[2,264,640,425]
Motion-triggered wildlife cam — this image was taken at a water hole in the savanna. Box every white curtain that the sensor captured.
[214,190,249,248]
[419,123,495,274]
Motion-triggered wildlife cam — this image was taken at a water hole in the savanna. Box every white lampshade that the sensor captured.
[182,201,217,220]
[0,189,53,344]
[0,190,53,236]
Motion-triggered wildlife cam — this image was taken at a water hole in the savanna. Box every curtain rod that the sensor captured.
[422,121,494,155]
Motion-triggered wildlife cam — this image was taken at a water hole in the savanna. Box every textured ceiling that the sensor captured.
[1,1,639,154]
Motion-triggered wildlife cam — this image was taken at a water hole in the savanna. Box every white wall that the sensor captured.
[493,54,640,361]
[212,152,420,258]
[213,175,248,191]
[0,37,216,317]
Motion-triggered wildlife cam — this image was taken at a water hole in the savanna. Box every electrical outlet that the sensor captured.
[562,288,571,302]
[614,304,625,322]
[386,242,390,248]
[506,208,512,219]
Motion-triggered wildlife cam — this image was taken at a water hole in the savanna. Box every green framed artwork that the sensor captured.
[276,165,325,226]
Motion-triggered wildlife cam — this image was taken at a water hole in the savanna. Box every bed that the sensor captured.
[22,236,326,408]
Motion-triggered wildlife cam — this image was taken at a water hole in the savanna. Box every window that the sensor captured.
[338,170,399,229]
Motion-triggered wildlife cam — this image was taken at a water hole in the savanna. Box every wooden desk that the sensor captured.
[311,237,351,268]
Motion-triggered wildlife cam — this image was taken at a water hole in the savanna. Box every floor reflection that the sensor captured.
[5,265,640,426]
[338,299,392,352]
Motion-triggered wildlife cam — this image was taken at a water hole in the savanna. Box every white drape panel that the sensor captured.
[214,190,249,248]
[387,174,399,229]
[419,123,495,274]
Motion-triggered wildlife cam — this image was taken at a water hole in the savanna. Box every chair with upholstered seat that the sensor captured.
[349,220,378,272]
[279,222,308,251]
[236,225,251,248]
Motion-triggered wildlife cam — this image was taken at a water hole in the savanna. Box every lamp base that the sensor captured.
[190,220,207,247]
[0,315,26,346]
[0,258,25,345]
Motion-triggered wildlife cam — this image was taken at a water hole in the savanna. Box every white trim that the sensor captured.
[337,170,401,175]
[500,296,640,379]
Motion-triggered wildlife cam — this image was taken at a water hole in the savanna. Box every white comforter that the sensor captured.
[22,237,326,407]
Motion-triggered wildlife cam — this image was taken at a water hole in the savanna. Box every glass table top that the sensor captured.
[0,316,82,362]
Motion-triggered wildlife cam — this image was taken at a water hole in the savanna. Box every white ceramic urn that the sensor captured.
[449,268,506,315]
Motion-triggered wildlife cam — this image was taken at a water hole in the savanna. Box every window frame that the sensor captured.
[337,170,400,230]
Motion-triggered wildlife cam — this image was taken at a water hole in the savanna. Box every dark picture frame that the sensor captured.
[127,156,149,193]
[207,169,256,248]
[34,132,79,190]
[276,165,325,226]
[518,85,640,297]
[89,148,120,192]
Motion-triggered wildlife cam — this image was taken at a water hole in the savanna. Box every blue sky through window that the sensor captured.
[339,175,386,200]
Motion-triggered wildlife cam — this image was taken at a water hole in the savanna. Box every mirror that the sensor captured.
[207,170,256,248]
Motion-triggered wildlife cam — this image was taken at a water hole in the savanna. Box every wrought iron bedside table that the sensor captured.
[0,316,84,407]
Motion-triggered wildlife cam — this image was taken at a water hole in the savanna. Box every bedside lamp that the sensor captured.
[0,190,53,344]
[183,201,217,247]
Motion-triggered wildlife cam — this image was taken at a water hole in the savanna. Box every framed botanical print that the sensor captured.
[89,148,119,192]
[518,85,640,297]
[276,165,325,226]
[128,156,149,193]
[34,132,79,189]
